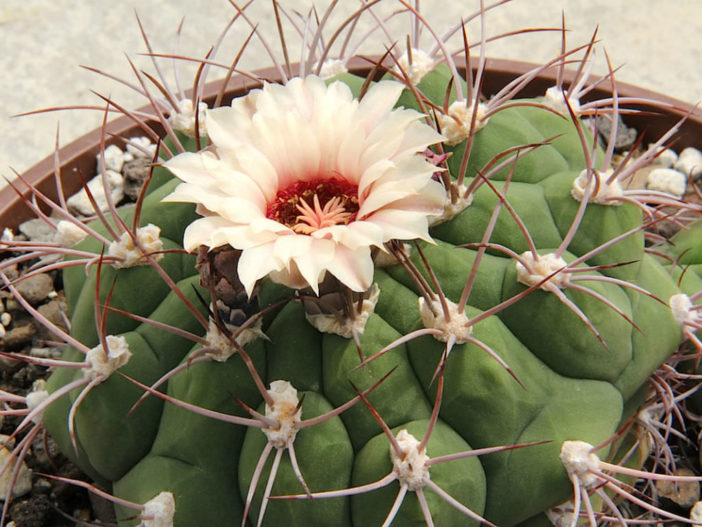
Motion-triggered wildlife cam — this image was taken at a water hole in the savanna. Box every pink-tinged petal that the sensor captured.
[313,221,385,251]
[325,245,374,292]
[366,208,435,243]
[357,80,405,131]
[182,216,235,252]
[292,238,335,294]
[237,243,284,297]
[165,184,265,221]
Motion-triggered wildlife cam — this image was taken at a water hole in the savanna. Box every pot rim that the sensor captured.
[2,56,700,231]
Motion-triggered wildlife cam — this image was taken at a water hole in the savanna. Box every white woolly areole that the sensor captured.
[26,380,49,425]
[646,167,687,198]
[204,317,264,362]
[108,224,164,269]
[418,297,472,344]
[395,48,435,84]
[263,380,302,449]
[142,491,175,527]
[516,252,570,289]
[169,99,208,136]
[669,293,700,326]
[54,220,88,247]
[430,184,473,226]
[436,100,489,146]
[84,335,132,380]
[317,59,348,80]
[560,440,600,487]
[391,429,430,491]
[305,283,380,338]
[543,86,581,115]
[545,500,576,527]
[571,169,623,205]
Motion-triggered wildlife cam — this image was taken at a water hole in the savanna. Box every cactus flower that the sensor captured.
[164,75,445,295]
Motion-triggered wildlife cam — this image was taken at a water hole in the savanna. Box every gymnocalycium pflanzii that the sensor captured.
[2,1,702,526]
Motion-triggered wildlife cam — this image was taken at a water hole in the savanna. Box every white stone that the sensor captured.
[649,144,678,168]
[692,500,702,526]
[98,144,126,173]
[84,335,132,379]
[108,224,164,269]
[0,229,12,243]
[25,380,49,425]
[142,491,175,527]
[67,169,124,216]
[436,100,489,146]
[675,146,702,179]
[571,169,623,205]
[0,435,32,500]
[646,167,687,198]
[0,313,10,327]
[54,220,88,247]
[126,136,156,159]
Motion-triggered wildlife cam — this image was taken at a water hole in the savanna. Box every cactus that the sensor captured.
[2,1,702,526]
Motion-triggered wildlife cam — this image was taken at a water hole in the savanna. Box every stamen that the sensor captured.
[293,194,354,234]
[266,178,359,234]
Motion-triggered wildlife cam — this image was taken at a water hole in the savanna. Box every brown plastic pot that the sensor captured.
[2,57,700,232]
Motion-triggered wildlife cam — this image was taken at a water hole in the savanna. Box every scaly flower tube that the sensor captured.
[164,75,445,295]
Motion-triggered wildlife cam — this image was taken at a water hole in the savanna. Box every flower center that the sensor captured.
[266,178,359,234]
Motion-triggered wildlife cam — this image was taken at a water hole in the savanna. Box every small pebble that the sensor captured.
[67,169,125,216]
[675,146,702,180]
[1,312,11,327]
[656,468,699,508]
[2,324,35,349]
[646,167,687,198]
[98,144,127,172]
[596,114,637,150]
[123,156,153,200]
[125,136,156,158]
[14,274,54,305]
[17,218,55,244]
[0,434,32,499]
[648,143,678,167]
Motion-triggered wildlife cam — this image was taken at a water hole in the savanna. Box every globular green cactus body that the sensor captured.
[43,68,694,526]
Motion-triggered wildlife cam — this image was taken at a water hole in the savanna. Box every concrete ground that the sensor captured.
[1,0,701,182]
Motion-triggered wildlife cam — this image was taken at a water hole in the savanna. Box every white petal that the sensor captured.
[325,245,374,292]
